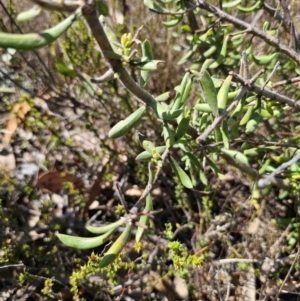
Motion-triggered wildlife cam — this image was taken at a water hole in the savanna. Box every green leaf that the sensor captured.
[144,0,165,11]
[133,60,165,71]
[220,121,230,149]
[178,49,195,65]
[86,219,125,234]
[155,91,170,101]
[199,169,208,185]
[194,103,213,113]
[150,100,183,120]
[96,0,109,15]
[184,152,202,169]
[222,0,242,8]
[198,70,219,116]
[244,146,278,157]
[168,155,193,189]
[57,227,116,249]
[162,15,183,27]
[55,60,77,77]
[140,39,154,86]
[206,157,223,177]
[245,112,261,133]
[98,224,132,268]
[221,148,249,165]
[142,140,156,153]
[136,146,167,160]
[17,5,42,22]
[163,122,175,147]
[136,194,153,242]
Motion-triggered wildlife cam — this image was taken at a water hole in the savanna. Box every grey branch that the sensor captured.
[195,0,300,64]
[82,3,154,105]
[91,68,114,83]
[231,72,300,109]
[258,153,300,188]
[197,86,248,143]
[29,0,82,12]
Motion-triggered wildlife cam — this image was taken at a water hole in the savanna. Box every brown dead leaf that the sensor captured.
[35,171,84,194]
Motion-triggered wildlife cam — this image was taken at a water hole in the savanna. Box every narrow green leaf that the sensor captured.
[206,157,223,177]
[221,148,249,165]
[194,103,213,113]
[136,146,167,160]
[222,0,242,8]
[17,5,41,22]
[144,0,165,12]
[220,121,230,149]
[86,219,125,234]
[184,152,202,169]
[198,70,219,116]
[162,15,183,27]
[168,155,193,189]
[245,112,261,133]
[136,194,153,242]
[199,169,208,185]
[98,224,132,268]
[150,100,183,120]
[142,140,156,153]
[140,39,154,86]
[163,122,175,147]
[155,92,170,101]
[55,60,77,77]
[134,60,165,71]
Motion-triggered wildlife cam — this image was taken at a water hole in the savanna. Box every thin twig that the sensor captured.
[233,138,300,149]
[196,86,247,143]
[277,246,300,296]
[262,61,280,89]
[195,0,300,64]
[91,68,114,83]
[220,153,290,190]
[114,181,129,213]
[82,3,154,105]
[29,0,81,12]
[258,153,300,188]
[0,263,24,269]
[279,0,299,52]
[0,1,55,83]
[272,76,300,88]
[197,68,265,143]
[231,72,300,109]
[130,148,170,215]
[263,2,288,31]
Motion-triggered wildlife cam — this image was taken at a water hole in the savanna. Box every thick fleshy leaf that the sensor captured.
[221,148,249,165]
[86,219,125,234]
[17,5,42,22]
[57,227,116,249]
[134,60,165,71]
[135,146,167,160]
[168,155,193,189]
[198,70,219,116]
[144,0,165,12]
[136,194,153,242]
[98,224,132,268]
